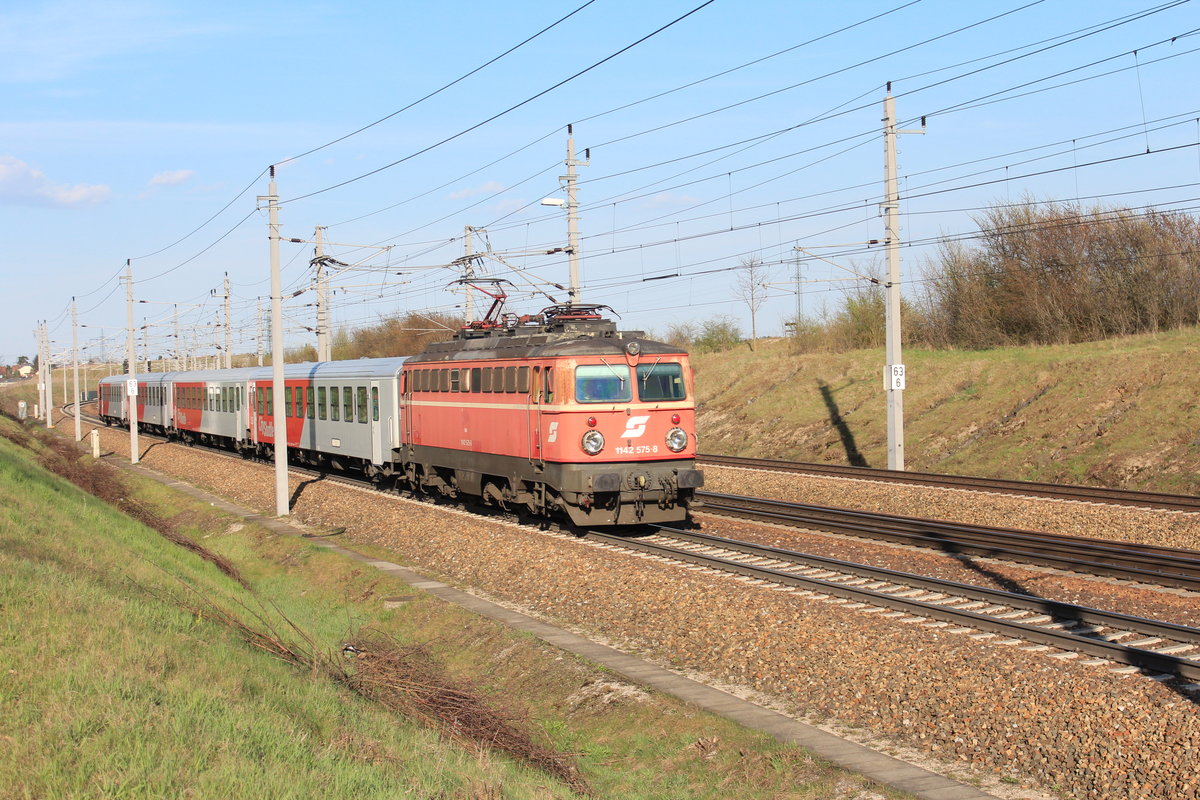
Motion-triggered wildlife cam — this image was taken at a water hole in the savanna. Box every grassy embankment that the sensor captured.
[693,326,1200,496]
[0,390,901,799]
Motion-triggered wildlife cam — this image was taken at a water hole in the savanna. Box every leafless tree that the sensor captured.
[734,256,769,351]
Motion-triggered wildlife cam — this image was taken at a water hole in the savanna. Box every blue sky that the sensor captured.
[4,0,1199,365]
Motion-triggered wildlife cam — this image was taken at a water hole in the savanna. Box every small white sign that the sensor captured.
[885,364,906,391]
[126,378,138,397]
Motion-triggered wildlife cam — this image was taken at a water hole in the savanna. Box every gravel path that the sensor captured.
[93,427,1200,800]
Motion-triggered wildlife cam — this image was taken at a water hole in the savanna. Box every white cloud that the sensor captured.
[0,156,109,207]
[147,169,194,187]
[449,180,505,200]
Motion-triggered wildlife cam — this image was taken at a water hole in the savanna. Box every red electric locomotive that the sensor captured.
[401,301,704,525]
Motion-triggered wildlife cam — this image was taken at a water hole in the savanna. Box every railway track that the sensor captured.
[698,453,1200,512]
[76,409,1200,682]
[698,491,1200,592]
[587,526,1200,683]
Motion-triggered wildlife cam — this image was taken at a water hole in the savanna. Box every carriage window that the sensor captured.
[318,386,327,420]
[450,369,460,392]
[221,387,229,413]
[357,387,368,423]
[330,387,340,421]
[470,367,481,393]
[343,385,354,421]
[256,388,262,414]
[266,388,273,415]
[517,366,530,394]
[575,364,632,403]
[636,362,686,401]
[372,387,379,421]
[306,387,315,419]
[285,387,294,417]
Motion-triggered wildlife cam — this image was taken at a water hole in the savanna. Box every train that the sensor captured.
[97,303,704,526]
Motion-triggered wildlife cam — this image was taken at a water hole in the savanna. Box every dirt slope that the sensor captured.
[692,326,1200,495]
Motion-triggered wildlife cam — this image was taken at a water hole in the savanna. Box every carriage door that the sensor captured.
[241,380,252,443]
[529,366,545,470]
[370,380,383,466]
[247,381,258,442]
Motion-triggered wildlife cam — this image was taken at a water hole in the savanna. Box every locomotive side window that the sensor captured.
[636,362,686,401]
[470,367,481,393]
[330,387,340,421]
[575,364,632,403]
[449,369,460,393]
[343,385,354,421]
[356,387,368,423]
[517,366,530,394]
[543,367,553,403]
[438,370,449,393]
[481,368,492,393]
[318,386,327,419]
[504,366,517,393]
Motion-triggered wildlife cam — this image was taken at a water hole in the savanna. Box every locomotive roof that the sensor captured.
[408,315,686,364]
[97,356,411,385]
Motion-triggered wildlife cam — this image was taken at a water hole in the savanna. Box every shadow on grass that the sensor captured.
[817,380,868,467]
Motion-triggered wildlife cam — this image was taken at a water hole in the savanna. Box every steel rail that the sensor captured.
[74,407,1200,680]
[698,453,1200,512]
[698,491,1200,591]
[590,527,1200,681]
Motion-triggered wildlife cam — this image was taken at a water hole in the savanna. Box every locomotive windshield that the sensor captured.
[575,364,632,403]
[636,361,686,401]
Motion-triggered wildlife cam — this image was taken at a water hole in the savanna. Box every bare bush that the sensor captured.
[919,201,1200,348]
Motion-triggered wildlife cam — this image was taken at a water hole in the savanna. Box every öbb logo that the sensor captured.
[621,416,651,438]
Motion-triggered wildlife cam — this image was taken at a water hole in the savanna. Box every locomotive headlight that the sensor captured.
[581,430,605,455]
[666,427,688,452]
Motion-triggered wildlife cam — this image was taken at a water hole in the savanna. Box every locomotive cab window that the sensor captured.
[636,361,686,401]
[575,364,632,403]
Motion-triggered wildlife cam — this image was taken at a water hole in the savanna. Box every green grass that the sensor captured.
[694,326,1200,494]
[0,411,907,799]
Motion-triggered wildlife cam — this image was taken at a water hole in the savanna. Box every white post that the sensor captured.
[72,300,81,441]
[90,429,100,459]
[224,273,233,369]
[563,124,589,304]
[125,261,139,464]
[881,86,924,471]
[261,167,289,516]
[315,226,331,361]
[463,225,476,322]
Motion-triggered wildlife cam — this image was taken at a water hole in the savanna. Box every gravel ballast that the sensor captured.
[94,428,1200,800]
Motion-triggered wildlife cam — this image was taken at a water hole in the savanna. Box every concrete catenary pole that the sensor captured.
[463,225,476,322]
[262,167,289,516]
[224,273,232,369]
[72,299,81,441]
[314,226,331,362]
[44,325,54,426]
[563,124,589,305]
[881,84,924,471]
[256,299,264,366]
[124,261,139,464]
